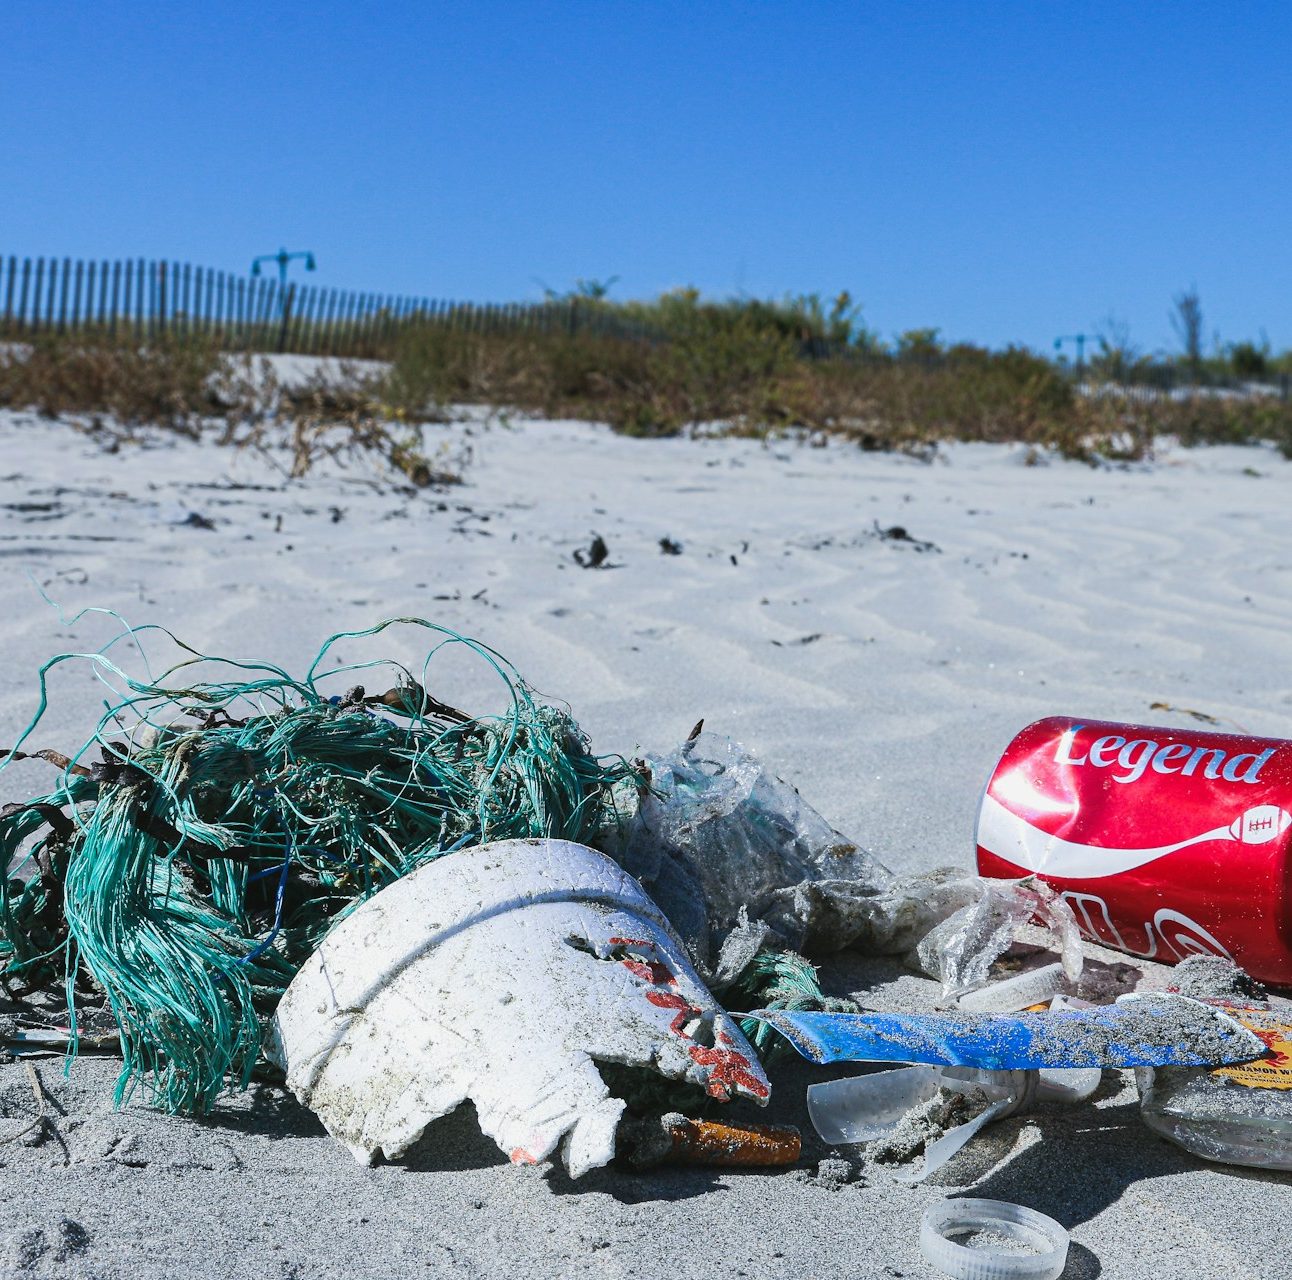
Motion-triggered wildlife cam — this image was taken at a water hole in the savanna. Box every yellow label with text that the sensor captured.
[1212,1011,1292,1090]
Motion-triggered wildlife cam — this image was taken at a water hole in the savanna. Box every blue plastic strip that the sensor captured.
[746,999,1264,1070]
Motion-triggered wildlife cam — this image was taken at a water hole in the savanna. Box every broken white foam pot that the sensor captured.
[268,838,769,1177]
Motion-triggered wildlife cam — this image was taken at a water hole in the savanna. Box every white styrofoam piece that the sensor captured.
[269,838,769,1177]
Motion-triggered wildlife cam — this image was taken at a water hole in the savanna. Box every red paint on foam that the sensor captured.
[621,957,677,986]
[644,990,687,1007]
[632,950,769,1100]
[689,1044,770,1100]
[645,988,698,1037]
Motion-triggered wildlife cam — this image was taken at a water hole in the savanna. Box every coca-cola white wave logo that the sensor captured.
[978,793,1292,879]
[1060,891,1233,962]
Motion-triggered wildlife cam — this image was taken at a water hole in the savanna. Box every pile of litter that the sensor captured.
[0,619,637,1112]
[3,618,1288,1221]
[0,616,868,1131]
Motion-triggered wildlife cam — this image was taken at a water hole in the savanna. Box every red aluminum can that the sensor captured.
[976,716,1292,987]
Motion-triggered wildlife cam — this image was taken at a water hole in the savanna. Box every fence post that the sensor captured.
[120,260,131,338]
[31,258,45,333]
[320,288,337,356]
[109,261,120,337]
[346,292,362,355]
[70,259,82,330]
[18,258,31,334]
[278,283,295,352]
[45,259,59,332]
[134,258,145,336]
[261,281,274,350]
[297,283,311,353]
[57,258,71,333]
[2,257,14,337]
[250,276,264,346]
[233,276,244,348]
[333,289,348,353]
[333,291,348,355]
[298,284,313,353]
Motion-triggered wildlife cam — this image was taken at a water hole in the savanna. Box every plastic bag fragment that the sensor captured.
[269,838,769,1177]
[808,1065,1033,1182]
[914,877,1084,1002]
[611,733,981,977]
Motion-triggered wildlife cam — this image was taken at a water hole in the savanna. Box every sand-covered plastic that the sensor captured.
[748,993,1266,1069]
[808,1066,1032,1181]
[920,1198,1070,1280]
[1136,956,1292,1170]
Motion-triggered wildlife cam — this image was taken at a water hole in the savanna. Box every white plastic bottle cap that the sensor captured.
[920,1198,1070,1280]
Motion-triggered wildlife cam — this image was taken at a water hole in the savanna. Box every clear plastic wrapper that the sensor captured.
[1134,958,1292,1170]
[807,1059,1098,1183]
[611,733,980,979]
[808,1066,1033,1182]
[914,877,1084,1003]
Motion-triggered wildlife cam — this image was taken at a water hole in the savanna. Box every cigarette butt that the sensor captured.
[624,1112,801,1169]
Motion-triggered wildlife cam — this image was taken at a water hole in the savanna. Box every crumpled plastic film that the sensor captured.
[808,1066,1035,1183]
[808,1061,1099,1184]
[914,876,1084,1003]
[610,733,981,979]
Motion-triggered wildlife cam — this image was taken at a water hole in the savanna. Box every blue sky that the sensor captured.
[6,3,1290,352]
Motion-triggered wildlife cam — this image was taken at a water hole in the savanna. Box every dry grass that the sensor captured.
[5,316,1292,470]
[383,317,1292,461]
[0,331,224,433]
[0,336,461,485]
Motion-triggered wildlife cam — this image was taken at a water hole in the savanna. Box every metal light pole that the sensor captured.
[1054,333,1092,376]
[251,249,316,350]
[251,248,316,291]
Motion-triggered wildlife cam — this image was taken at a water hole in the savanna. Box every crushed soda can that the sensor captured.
[977,716,1292,985]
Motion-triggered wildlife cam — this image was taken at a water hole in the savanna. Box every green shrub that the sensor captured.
[1229,341,1269,379]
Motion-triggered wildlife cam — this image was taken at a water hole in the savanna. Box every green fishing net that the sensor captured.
[0,617,635,1114]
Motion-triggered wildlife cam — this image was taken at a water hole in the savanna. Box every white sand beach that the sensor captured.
[1,407,1289,1278]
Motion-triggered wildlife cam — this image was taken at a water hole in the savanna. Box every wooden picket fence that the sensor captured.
[0,255,650,359]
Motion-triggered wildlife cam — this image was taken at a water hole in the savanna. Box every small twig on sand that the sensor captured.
[0,1063,50,1148]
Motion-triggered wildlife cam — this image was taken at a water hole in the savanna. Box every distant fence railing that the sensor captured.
[9,256,1289,400]
[0,255,658,358]
[1070,373,1291,403]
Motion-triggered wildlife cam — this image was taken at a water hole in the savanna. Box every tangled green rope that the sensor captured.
[733,948,858,1054]
[0,617,634,1114]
